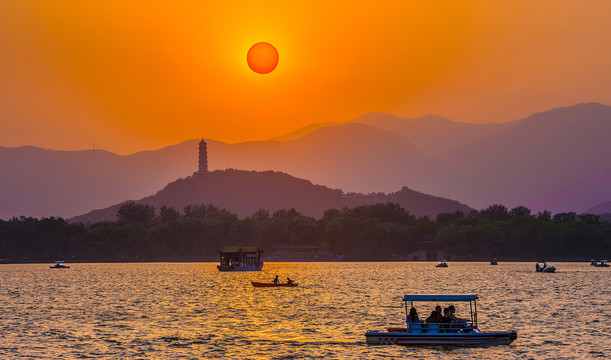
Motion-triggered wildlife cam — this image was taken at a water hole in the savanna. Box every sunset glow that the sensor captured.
[0,1,610,154]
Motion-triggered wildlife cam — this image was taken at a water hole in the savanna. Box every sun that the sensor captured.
[247,42,279,74]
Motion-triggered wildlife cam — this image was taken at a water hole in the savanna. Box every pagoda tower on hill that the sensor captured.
[198,138,208,175]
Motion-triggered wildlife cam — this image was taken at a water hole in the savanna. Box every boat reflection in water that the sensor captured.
[365,294,517,346]
[217,246,264,271]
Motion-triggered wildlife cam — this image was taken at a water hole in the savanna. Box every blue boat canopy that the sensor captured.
[403,294,478,302]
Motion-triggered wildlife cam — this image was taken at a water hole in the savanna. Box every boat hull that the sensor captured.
[217,262,264,271]
[536,267,556,273]
[251,282,298,287]
[365,330,517,346]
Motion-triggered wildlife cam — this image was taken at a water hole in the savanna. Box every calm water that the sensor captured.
[0,262,609,359]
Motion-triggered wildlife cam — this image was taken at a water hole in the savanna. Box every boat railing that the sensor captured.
[407,321,475,333]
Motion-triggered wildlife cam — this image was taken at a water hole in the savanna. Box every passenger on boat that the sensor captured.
[286,277,294,284]
[448,305,466,323]
[441,308,452,323]
[273,275,279,284]
[536,263,540,271]
[425,310,441,323]
[408,307,422,323]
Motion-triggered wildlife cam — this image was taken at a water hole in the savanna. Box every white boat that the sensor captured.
[365,294,517,346]
[436,260,448,268]
[535,262,556,273]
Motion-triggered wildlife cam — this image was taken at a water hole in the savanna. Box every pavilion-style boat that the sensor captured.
[435,260,448,268]
[50,261,70,269]
[217,246,264,271]
[365,294,517,346]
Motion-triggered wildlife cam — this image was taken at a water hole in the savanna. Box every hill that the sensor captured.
[0,142,197,219]
[69,169,472,223]
[417,103,611,212]
[2,103,610,218]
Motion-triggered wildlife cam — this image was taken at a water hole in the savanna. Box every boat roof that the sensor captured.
[403,294,478,302]
[55,261,65,263]
[218,246,263,254]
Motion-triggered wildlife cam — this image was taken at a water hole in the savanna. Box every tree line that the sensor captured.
[0,202,609,262]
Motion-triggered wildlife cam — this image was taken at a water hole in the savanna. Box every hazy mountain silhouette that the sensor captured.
[350,113,504,155]
[208,123,424,193]
[0,142,197,219]
[69,170,472,223]
[586,201,611,215]
[2,103,609,218]
[416,103,611,212]
[268,122,340,141]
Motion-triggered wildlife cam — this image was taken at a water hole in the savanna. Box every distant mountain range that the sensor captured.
[1,102,610,219]
[69,170,471,223]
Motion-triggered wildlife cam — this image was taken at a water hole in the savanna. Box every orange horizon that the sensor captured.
[1,1,611,154]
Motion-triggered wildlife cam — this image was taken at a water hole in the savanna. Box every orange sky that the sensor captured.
[1,0,610,154]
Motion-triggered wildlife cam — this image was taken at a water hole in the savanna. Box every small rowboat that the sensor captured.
[251,281,298,287]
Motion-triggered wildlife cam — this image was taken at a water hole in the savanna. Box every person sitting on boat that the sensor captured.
[272,275,279,284]
[286,277,294,285]
[536,263,540,271]
[448,305,468,327]
[408,307,422,323]
[425,310,441,324]
[441,308,452,323]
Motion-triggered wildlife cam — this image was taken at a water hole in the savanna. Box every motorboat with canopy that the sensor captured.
[590,259,609,267]
[50,261,70,269]
[435,260,448,268]
[365,294,517,346]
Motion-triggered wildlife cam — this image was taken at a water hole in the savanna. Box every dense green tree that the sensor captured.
[117,202,156,225]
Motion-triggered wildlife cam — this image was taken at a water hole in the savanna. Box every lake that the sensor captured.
[0,262,609,359]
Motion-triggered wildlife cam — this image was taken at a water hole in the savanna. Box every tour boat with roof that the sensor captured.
[435,260,448,268]
[365,294,517,346]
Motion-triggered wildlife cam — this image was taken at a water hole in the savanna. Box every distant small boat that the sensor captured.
[490,258,498,265]
[535,262,555,273]
[436,260,448,268]
[50,261,69,269]
[251,281,298,287]
[594,260,609,268]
